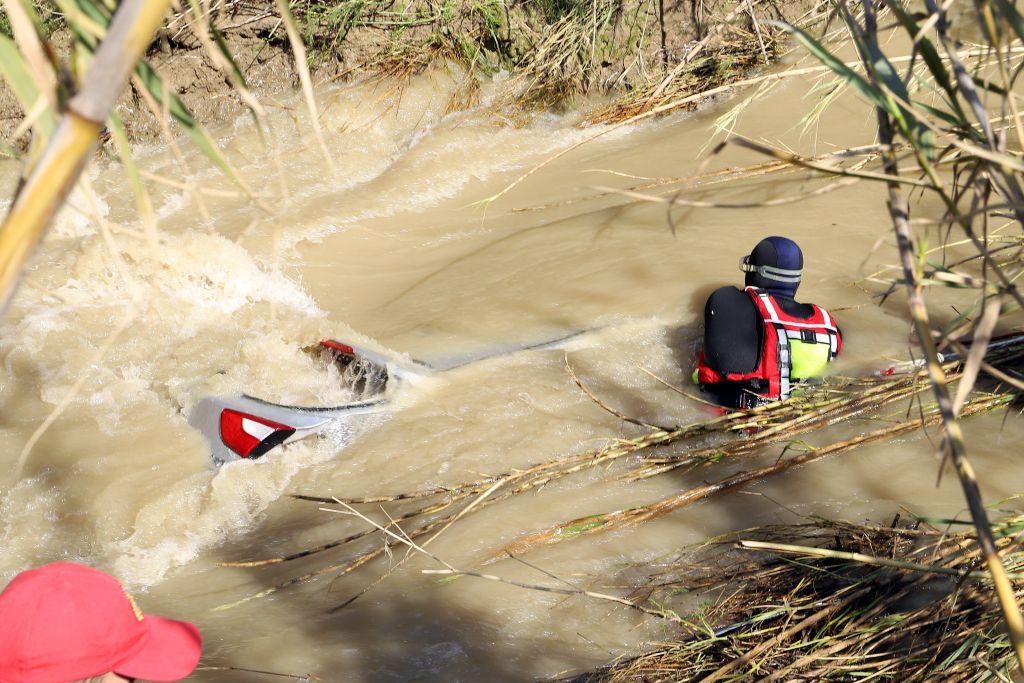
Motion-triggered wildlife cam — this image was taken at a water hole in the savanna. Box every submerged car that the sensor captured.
[189,330,596,464]
[189,340,421,464]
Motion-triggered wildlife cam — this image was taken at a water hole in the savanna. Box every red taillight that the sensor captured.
[219,409,296,459]
[321,340,355,356]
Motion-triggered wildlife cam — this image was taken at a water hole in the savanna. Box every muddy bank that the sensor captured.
[1,0,814,143]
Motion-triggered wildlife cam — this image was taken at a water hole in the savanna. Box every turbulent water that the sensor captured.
[2,64,1024,680]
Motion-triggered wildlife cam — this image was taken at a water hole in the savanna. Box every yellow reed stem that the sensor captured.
[0,0,172,313]
[0,112,98,308]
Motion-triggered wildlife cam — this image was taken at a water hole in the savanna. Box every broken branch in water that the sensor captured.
[497,392,1012,560]
[564,354,672,431]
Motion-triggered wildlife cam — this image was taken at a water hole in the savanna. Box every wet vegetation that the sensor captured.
[284,0,797,112]
[226,353,1019,606]
[564,511,1024,681]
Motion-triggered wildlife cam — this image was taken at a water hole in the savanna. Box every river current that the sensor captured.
[1,63,1022,680]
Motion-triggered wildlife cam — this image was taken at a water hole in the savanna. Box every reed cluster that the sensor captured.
[563,512,1024,681]
[757,0,1024,668]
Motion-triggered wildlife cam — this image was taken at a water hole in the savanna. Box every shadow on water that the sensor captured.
[189,431,916,680]
[191,534,598,682]
[3,451,581,681]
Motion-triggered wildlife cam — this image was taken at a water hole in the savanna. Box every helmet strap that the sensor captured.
[739,255,802,283]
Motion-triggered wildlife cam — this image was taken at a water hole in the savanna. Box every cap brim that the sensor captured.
[113,615,201,682]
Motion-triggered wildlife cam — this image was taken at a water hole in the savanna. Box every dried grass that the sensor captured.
[558,511,1024,681]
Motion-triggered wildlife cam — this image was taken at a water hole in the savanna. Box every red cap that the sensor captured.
[0,562,201,683]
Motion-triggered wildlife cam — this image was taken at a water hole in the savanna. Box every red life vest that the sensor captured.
[695,287,841,405]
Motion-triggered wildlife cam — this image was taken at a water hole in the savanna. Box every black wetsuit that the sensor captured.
[701,286,816,407]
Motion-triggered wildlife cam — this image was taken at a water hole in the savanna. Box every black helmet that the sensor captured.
[739,236,803,299]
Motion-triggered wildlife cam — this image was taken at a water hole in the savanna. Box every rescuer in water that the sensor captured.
[693,236,842,409]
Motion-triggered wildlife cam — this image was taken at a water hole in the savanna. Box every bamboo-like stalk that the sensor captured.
[881,130,1024,674]
[739,539,1024,580]
[863,0,1024,665]
[0,0,172,314]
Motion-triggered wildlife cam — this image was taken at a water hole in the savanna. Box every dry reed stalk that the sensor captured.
[513,142,890,215]
[1,0,57,112]
[320,498,687,624]
[566,355,671,430]
[195,665,321,680]
[174,0,266,122]
[131,76,212,224]
[623,371,936,480]
[274,0,336,175]
[498,392,1011,560]
[597,175,860,210]
[10,305,137,481]
[739,540,1024,580]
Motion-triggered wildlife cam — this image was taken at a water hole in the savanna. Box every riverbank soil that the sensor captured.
[0,0,813,142]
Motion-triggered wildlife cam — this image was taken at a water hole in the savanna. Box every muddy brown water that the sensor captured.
[1,64,1023,681]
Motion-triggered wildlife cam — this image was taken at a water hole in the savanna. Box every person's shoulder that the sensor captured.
[704,287,757,325]
[708,285,746,301]
[706,286,750,310]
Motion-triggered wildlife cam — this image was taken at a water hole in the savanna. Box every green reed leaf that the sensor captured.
[0,33,55,137]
